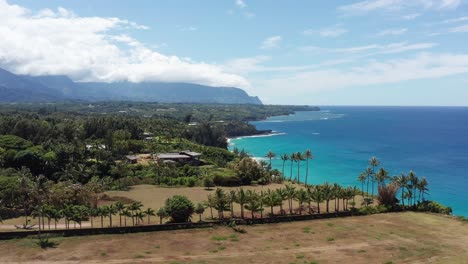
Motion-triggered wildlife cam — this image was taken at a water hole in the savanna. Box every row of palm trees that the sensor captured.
[264,149,314,185]
[203,183,358,220]
[357,157,429,206]
[33,201,167,231]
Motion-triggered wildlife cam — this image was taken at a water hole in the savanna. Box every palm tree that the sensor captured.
[98,206,108,228]
[321,183,334,213]
[265,150,276,170]
[417,177,429,203]
[306,186,314,214]
[88,207,97,228]
[408,171,418,206]
[227,190,237,218]
[393,173,408,207]
[108,204,118,227]
[295,189,308,215]
[303,149,314,186]
[285,184,296,215]
[235,188,248,219]
[376,168,389,188]
[369,156,380,198]
[156,208,167,224]
[364,167,373,198]
[122,209,132,226]
[263,189,281,217]
[332,183,341,212]
[275,188,288,215]
[195,203,205,222]
[114,201,126,227]
[204,194,216,219]
[289,152,296,181]
[135,211,145,225]
[357,172,366,197]
[280,154,289,180]
[128,201,143,226]
[295,152,304,183]
[213,188,229,219]
[310,186,324,214]
[144,208,155,224]
[244,190,262,219]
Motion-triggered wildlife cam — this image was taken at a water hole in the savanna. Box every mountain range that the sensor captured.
[0,67,262,104]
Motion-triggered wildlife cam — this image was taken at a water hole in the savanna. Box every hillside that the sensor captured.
[0,67,262,104]
[0,212,466,263]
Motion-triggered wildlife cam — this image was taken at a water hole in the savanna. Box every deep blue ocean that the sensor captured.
[229,107,468,216]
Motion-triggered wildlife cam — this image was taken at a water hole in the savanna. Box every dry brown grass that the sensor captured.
[0,212,467,263]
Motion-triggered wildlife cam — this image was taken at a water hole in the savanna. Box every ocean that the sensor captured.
[229,106,468,216]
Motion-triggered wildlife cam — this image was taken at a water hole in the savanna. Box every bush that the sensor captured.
[164,195,195,223]
[416,201,452,215]
[358,205,390,215]
[213,175,242,187]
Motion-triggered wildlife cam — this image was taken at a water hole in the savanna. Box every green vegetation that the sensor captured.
[163,195,194,223]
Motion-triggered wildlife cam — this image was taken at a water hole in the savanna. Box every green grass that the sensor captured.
[303,227,313,234]
[218,246,226,251]
[154,245,160,249]
[209,249,218,253]
[229,234,239,241]
[327,237,335,242]
[144,251,152,254]
[296,254,305,259]
[211,235,228,241]
[327,223,334,227]
[134,254,145,259]
[100,252,107,257]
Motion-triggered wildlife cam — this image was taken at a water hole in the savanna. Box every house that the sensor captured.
[156,150,202,165]
[125,155,138,164]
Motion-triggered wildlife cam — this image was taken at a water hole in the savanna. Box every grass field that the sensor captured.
[0,212,467,263]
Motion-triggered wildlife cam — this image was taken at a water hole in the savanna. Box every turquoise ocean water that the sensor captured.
[229,106,468,216]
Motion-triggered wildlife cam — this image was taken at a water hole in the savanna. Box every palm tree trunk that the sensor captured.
[270,206,274,217]
[240,204,244,219]
[100,216,103,228]
[290,161,293,181]
[317,202,320,214]
[120,215,122,227]
[297,161,300,182]
[305,159,309,186]
[326,200,329,213]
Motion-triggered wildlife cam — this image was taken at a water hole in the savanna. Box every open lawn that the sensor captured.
[0,212,467,263]
[0,184,366,229]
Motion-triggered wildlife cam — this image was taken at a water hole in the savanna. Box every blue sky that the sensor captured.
[2,0,468,105]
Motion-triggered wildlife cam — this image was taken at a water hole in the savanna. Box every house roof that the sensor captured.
[180,151,202,157]
[125,155,138,160]
[157,153,191,159]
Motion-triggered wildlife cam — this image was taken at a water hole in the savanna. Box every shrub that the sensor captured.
[164,195,195,223]
[36,236,58,249]
[358,205,390,215]
[213,175,242,187]
[377,183,399,206]
[416,201,452,215]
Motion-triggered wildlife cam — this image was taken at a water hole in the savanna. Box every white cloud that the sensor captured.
[442,16,468,24]
[449,24,468,32]
[256,53,468,98]
[338,0,461,15]
[235,0,246,9]
[402,13,421,20]
[377,28,408,36]
[0,0,248,88]
[260,36,282,49]
[304,25,348,37]
[300,42,437,55]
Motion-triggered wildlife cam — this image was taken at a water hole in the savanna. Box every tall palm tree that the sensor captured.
[408,171,418,206]
[303,149,314,186]
[364,167,373,198]
[285,184,296,215]
[295,152,304,183]
[114,201,126,227]
[144,208,155,224]
[122,209,132,226]
[227,190,237,218]
[204,194,216,219]
[128,201,143,226]
[265,150,276,170]
[235,188,248,219]
[417,177,429,203]
[369,156,380,198]
[294,189,308,215]
[98,206,108,228]
[195,203,205,222]
[376,168,389,188]
[108,204,117,227]
[392,173,408,207]
[289,152,296,181]
[280,154,289,180]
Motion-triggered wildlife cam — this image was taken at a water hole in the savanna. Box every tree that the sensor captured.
[107,204,117,227]
[265,150,276,170]
[294,189,308,215]
[204,194,215,219]
[377,183,399,206]
[128,201,143,226]
[417,177,429,203]
[303,149,313,186]
[114,201,126,227]
[357,172,366,197]
[164,195,194,223]
[275,188,287,215]
[375,168,389,188]
[284,184,296,215]
[203,176,215,190]
[280,154,289,181]
[227,190,236,218]
[213,188,229,219]
[235,188,248,219]
[310,185,324,214]
[369,156,380,198]
[244,190,262,219]
[195,203,205,222]
[321,183,333,213]
[144,208,155,224]
[156,208,167,224]
[289,152,296,181]
[263,189,281,217]
[122,209,132,226]
[295,152,304,183]
[392,173,408,207]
